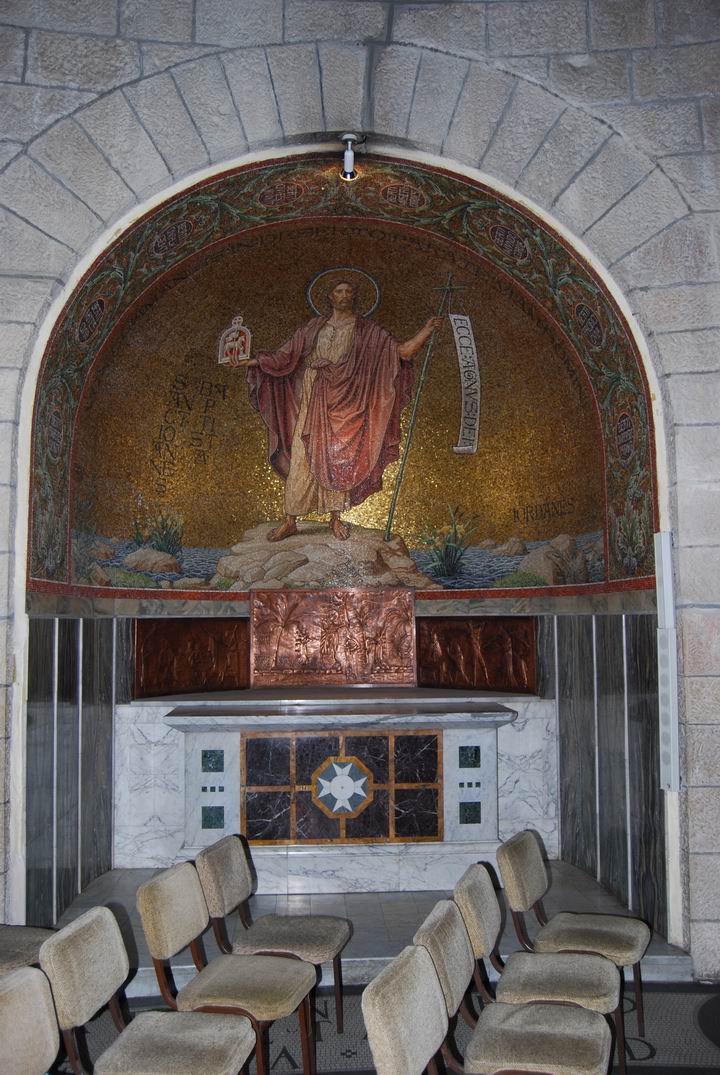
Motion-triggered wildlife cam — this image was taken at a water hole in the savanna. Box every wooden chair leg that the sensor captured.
[61,1029,84,1075]
[298,993,316,1075]
[427,1055,442,1075]
[613,1001,627,1075]
[255,1022,270,1075]
[333,952,344,1033]
[632,962,645,1038]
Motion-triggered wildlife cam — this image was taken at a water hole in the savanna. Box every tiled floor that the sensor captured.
[58,861,691,996]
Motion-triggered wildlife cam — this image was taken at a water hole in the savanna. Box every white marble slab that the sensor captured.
[497,699,558,856]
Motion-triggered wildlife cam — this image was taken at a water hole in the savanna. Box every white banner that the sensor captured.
[449,313,480,454]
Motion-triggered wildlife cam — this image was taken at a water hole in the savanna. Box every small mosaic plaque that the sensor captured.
[202,749,224,773]
[459,745,481,768]
[459,802,482,825]
[202,805,225,829]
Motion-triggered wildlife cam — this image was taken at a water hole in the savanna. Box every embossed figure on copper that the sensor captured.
[416,616,536,693]
[250,588,416,687]
[135,618,249,698]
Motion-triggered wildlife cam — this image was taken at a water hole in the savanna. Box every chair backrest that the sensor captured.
[39,905,129,1030]
[412,900,475,1018]
[361,945,448,1075]
[0,966,59,1075]
[137,861,210,960]
[453,863,502,958]
[195,834,254,917]
[496,830,549,911]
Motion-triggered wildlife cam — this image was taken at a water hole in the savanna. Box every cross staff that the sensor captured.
[384,271,467,542]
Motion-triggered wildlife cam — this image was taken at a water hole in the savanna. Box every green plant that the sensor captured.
[104,566,157,588]
[132,496,184,559]
[420,505,479,577]
[493,570,548,588]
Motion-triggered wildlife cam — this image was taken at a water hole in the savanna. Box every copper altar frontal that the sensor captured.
[416,616,537,694]
[135,617,249,698]
[250,588,416,689]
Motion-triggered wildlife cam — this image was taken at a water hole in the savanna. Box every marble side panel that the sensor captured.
[56,619,80,919]
[113,703,185,867]
[626,614,667,934]
[80,619,113,889]
[26,618,55,926]
[497,699,558,855]
[596,615,629,905]
[557,616,597,875]
[184,731,241,848]
[444,727,500,844]
[114,618,135,704]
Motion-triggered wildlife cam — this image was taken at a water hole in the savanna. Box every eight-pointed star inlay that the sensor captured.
[311,756,373,818]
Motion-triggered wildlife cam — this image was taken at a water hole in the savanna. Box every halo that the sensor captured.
[306,267,381,318]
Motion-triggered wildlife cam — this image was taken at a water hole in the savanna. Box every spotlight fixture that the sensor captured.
[340,132,365,181]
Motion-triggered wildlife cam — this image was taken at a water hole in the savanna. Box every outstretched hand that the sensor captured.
[229,356,258,368]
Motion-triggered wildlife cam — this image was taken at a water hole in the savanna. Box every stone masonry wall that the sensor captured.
[0,0,718,974]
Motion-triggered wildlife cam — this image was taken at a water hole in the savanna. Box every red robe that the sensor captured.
[247,315,414,508]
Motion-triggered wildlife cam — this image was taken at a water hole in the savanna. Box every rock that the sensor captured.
[549,533,575,554]
[88,542,114,560]
[160,580,172,589]
[173,577,209,589]
[215,520,439,590]
[519,539,589,585]
[495,536,528,555]
[477,538,496,549]
[88,563,110,586]
[124,547,181,573]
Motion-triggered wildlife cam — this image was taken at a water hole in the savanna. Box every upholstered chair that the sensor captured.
[361,944,449,1075]
[0,924,55,973]
[454,863,626,1075]
[38,905,255,1075]
[496,830,651,1036]
[195,834,352,1031]
[0,966,59,1075]
[137,860,317,1075]
[413,899,612,1075]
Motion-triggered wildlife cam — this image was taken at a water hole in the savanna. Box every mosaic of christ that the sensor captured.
[71,221,604,594]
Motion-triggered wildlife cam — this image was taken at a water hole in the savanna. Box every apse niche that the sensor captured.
[29,154,657,604]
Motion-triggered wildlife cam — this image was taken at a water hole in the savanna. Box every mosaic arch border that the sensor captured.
[27,151,659,604]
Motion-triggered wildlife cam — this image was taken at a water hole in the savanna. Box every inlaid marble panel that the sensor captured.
[558,615,597,875]
[26,618,55,926]
[56,619,79,918]
[80,619,113,889]
[497,699,558,855]
[626,614,666,934]
[596,615,629,905]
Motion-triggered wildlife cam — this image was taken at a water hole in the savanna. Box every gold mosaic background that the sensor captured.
[73,220,603,549]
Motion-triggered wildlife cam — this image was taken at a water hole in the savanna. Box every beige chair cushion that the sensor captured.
[534,911,651,966]
[413,900,475,1018]
[95,1011,255,1075]
[496,951,620,1013]
[496,831,549,911]
[0,925,55,973]
[177,953,316,1021]
[232,913,351,963]
[361,945,448,1075]
[453,864,502,958]
[40,906,129,1030]
[465,1001,612,1075]
[196,835,254,917]
[137,862,209,960]
[0,966,59,1075]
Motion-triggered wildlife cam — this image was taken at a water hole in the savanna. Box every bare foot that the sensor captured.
[330,514,350,540]
[267,517,298,542]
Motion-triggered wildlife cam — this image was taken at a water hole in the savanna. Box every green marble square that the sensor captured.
[459,746,481,768]
[202,749,224,773]
[202,806,225,829]
[459,801,482,825]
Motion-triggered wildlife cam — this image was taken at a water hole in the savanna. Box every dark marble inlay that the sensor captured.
[80,619,113,891]
[394,788,439,838]
[295,792,340,840]
[26,618,55,926]
[557,615,597,877]
[202,805,225,829]
[345,735,388,782]
[536,615,556,699]
[202,749,224,773]
[394,734,438,784]
[244,792,292,840]
[346,790,389,839]
[114,618,134,704]
[56,619,79,920]
[245,737,291,786]
[596,615,629,905]
[626,614,666,935]
[296,736,339,785]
